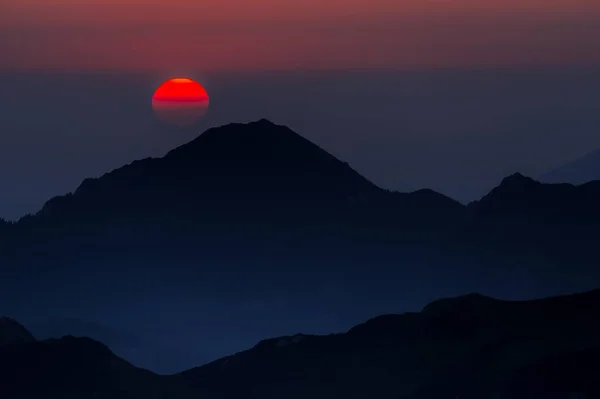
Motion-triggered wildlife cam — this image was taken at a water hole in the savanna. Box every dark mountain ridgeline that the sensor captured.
[4,120,598,265]
[28,318,199,374]
[3,119,466,269]
[178,289,600,399]
[2,119,600,390]
[0,317,35,346]
[3,289,599,399]
[0,336,176,399]
[465,173,600,264]
[469,173,600,225]
[29,119,394,225]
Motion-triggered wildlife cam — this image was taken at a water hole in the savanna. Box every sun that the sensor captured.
[152,77,210,127]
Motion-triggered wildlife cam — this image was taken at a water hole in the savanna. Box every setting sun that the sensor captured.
[152,77,210,126]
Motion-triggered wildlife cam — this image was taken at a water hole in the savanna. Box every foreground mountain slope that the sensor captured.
[179,289,600,399]
[2,290,600,399]
[0,336,178,399]
[28,318,198,374]
[0,317,35,346]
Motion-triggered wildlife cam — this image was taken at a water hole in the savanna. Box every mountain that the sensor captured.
[33,119,381,220]
[540,149,600,185]
[29,318,139,347]
[2,289,600,399]
[179,289,600,399]
[3,120,600,379]
[5,119,464,267]
[28,119,461,228]
[28,318,198,374]
[465,173,600,263]
[0,317,35,346]
[0,336,178,399]
[9,120,600,264]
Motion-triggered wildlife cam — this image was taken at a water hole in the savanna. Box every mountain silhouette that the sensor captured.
[7,119,464,262]
[0,317,35,346]
[178,289,600,399]
[470,173,600,220]
[1,122,599,299]
[3,120,600,382]
[35,119,379,219]
[28,318,198,374]
[0,336,176,399]
[465,172,600,263]
[3,289,600,399]
[540,148,600,185]
[29,119,462,225]
[13,119,599,256]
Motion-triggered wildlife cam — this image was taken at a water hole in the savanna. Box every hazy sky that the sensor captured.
[1,1,600,218]
[2,0,600,70]
[1,69,600,220]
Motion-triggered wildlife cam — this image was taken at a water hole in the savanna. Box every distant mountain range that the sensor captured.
[1,119,468,268]
[540,148,600,185]
[2,289,599,399]
[1,119,597,265]
[2,119,600,374]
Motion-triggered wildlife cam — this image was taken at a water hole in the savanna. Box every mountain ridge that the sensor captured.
[5,119,467,260]
[179,288,600,398]
[2,288,600,398]
[2,120,599,286]
[0,317,36,346]
[7,121,599,231]
[13,120,464,225]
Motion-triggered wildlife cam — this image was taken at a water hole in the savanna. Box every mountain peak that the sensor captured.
[498,173,539,189]
[165,119,322,162]
[35,120,381,222]
[254,118,277,125]
[469,173,541,208]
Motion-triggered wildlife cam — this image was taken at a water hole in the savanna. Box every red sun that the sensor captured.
[152,78,210,126]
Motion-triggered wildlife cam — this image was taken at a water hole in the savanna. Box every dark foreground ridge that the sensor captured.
[2,289,600,399]
[0,317,35,346]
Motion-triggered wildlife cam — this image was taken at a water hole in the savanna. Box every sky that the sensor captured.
[1,0,599,219]
[2,0,600,70]
[1,68,600,220]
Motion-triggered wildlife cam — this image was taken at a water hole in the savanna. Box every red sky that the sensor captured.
[2,0,600,71]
